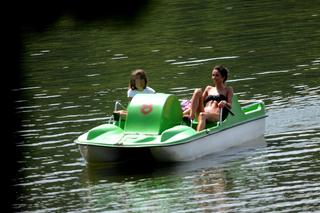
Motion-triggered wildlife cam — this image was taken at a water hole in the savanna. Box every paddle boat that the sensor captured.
[75,93,267,163]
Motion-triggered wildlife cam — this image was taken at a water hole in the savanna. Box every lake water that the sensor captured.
[13,0,320,212]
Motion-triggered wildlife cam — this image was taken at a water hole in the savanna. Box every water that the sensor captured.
[13,0,320,212]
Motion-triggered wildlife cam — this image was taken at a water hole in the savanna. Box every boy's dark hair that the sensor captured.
[129,69,148,90]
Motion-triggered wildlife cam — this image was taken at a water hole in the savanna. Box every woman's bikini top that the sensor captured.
[204,94,230,120]
[204,94,227,105]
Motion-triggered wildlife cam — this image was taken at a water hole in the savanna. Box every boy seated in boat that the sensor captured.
[114,69,155,119]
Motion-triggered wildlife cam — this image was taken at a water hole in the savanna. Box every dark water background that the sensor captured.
[12,0,320,212]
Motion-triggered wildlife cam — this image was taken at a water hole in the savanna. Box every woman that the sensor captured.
[183,65,233,131]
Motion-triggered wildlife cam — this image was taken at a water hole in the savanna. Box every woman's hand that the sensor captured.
[218,100,227,108]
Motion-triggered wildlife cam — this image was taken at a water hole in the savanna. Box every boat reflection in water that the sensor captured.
[83,136,266,178]
[80,136,267,212]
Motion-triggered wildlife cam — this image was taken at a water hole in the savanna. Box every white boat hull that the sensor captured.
[78,117,266,163]
[150,117,266,162]
[78,145,153,163]
[78,145,123,162]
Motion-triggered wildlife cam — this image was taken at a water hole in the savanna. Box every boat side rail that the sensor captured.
[239,99,263,106]
[240,100,265,115]
[219,108,223,125]
[108,100,127,124]
[114,100,127,111]
[219,106,235,125]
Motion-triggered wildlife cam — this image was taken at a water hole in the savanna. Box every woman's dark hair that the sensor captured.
[214,65,229,83]
[129,69,148,90]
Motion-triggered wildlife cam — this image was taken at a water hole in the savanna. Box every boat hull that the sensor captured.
[78,144,154,163]
[150,117,266,162]
[78,117,266,163]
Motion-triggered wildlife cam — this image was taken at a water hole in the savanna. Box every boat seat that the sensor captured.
[124,93,183,135]
[182,95,240,129]
[182,116,218,129]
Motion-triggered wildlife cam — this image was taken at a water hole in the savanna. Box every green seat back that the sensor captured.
[124,93,183,134]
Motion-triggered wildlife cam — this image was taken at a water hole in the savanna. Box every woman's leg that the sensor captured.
[183,108,191,116]
[197,111,220,131]
[189,88,204,120]
[197,112,207,131]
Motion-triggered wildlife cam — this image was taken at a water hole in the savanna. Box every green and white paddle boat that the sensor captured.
[75,93,267,163]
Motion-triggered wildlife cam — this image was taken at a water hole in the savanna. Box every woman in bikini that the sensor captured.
[183,65,233,131]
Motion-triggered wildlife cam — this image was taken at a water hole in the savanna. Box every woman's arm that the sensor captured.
[202,86,211,101]
[225,87,233,108]
[226,87,233,108]
[218,87,233,109]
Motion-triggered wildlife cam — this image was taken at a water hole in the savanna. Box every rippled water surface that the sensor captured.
[14,0,320,212]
